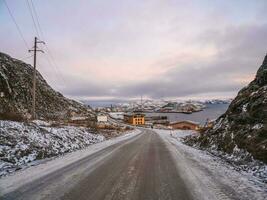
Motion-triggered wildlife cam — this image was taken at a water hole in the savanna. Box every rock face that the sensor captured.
[0,52,91,120]
[186,54,267,164]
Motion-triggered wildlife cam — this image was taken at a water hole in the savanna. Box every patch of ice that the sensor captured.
[252,124,263,130]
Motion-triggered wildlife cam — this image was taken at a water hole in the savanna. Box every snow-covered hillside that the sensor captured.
[0,120,105,177]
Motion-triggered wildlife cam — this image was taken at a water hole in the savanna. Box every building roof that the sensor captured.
[170,120,200,125]
[124,113,145,117]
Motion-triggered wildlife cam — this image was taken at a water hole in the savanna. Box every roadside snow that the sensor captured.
[0,128,141,195]
[0,120,105,177]
[156,129,267,200]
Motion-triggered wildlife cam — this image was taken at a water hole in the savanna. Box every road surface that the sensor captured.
[1,129,266,200]
[2,130,192,200]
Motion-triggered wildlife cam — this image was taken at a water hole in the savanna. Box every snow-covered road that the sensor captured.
[0,129,266,200]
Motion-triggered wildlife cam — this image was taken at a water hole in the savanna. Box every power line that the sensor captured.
[19,54,34,61]
[29,0,45,39]
[5,0,67,89]
[44,49,68,87]
[25,0,68,89]
[25,0,40,38]
[36,61,61,92]
[3,0,30,49]
[38,50,67,90]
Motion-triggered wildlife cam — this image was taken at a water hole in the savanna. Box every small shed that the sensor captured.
[169,120,200,130]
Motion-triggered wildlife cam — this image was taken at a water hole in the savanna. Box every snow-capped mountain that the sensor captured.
[111,99,230,113]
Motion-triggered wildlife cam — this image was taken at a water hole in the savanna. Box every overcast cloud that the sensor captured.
[1,0,267,100]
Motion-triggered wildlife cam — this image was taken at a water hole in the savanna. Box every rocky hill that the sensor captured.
[185,54,267,165]
[0,52,91,120]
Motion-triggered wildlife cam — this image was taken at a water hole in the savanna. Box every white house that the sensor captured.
[96,114,108,122]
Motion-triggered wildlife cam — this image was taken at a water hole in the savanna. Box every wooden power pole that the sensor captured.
[29,37,45,120]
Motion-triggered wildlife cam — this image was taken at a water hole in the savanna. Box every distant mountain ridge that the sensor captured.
[185,54,267,164]
[0,52,91,120]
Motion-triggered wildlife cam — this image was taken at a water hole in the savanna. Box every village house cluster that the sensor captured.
[93,108,216,132]
[118,112,212,131]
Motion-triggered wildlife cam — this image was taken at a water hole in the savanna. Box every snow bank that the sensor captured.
[0,120,105,177]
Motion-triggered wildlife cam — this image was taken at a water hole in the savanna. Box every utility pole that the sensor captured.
[29,37,45,120]
[141,95,143,111]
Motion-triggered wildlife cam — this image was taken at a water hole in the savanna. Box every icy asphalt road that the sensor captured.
[0,129,266,200]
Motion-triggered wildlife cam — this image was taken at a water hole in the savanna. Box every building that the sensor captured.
[124,113,145,125]
[169,120,200,130]
[96,114,108,122]
[109,112,124,120]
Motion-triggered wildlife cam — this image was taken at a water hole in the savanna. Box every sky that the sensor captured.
[1,0,267,101]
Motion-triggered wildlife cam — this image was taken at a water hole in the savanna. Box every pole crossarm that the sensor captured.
[29,49,44,53]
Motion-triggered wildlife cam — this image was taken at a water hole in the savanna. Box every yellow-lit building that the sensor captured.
[124,113,145,125]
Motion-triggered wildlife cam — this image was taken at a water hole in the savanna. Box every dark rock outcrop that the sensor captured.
[0,52,91,120]
[185,54,267,164]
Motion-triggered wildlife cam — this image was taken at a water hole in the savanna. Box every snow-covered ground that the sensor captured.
[156,129,267,200]
[0,120,136,177]
[0,128,141,195]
